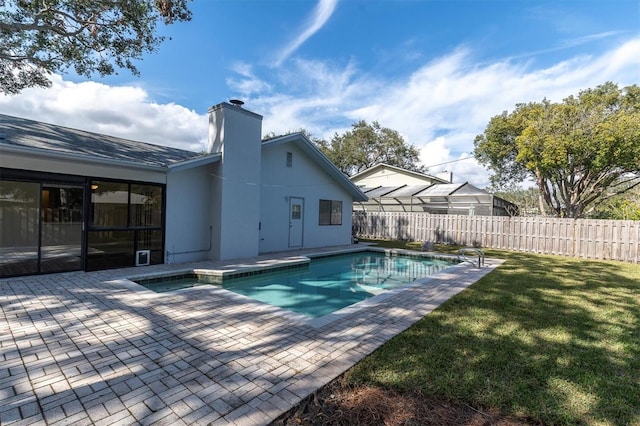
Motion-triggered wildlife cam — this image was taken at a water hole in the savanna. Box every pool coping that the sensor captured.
[122,246,465,329]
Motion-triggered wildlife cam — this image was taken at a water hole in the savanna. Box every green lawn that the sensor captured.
[348,239,640,425]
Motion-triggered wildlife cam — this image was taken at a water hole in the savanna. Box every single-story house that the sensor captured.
[0,102,367,278]
[351,163,518,216]
[351,163,451,188]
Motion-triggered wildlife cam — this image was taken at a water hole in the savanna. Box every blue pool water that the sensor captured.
[140,251,458,318]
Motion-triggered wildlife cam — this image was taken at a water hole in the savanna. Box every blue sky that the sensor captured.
[1,0,639,187]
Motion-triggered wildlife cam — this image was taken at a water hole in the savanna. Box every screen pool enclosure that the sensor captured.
[134,251,460,318]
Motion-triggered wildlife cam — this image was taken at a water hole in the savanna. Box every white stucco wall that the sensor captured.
[165,164,214,263]
[259,142,353,253]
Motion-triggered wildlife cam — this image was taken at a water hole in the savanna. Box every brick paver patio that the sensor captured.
[0,246,501,425]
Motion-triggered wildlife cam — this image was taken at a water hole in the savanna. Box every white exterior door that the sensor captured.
[288,197,304,248]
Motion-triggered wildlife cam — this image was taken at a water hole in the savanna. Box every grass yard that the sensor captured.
[276,240,640,425]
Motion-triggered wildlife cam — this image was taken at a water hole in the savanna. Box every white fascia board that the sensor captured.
[0,143,169,173]
[167,153,221,172]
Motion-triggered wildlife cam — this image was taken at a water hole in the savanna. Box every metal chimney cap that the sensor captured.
[229,99,244,107]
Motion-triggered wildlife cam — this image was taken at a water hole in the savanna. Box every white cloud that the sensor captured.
[273,0,339,67]
[254,58,366,138]
[1,36,638,191]
[506,31,627,61]
[227,62,273,96]
[355,38,640,148]
[0,75,208,152]
[256,36,640,186]
[419,137,487,186]
[419,137,452,170]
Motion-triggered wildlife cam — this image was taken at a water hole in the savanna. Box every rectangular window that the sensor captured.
[286,152,293,167]
[291,204,301,219]
[319,199,342,225]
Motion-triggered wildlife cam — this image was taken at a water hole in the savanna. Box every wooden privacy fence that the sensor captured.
[353,211,640,264]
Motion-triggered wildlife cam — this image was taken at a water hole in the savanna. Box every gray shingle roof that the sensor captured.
[0,114,204,168]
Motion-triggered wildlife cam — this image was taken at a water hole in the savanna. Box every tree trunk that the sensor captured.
[538,192,546,216]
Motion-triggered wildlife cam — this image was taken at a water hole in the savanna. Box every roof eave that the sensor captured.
[167,153,221,172]
[0,143,169,173]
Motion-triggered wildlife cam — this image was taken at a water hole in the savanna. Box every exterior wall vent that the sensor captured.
[135,250,151,266]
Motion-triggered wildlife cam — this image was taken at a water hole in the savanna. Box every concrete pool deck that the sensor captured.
[0,245,502,425]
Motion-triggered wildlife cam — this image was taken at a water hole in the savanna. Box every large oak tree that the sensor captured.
[474,82,640,218]
[319,120,424,176]
[0,0,191,94]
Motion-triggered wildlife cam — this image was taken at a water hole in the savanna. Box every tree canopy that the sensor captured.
[318,120,424,176]
[490,185,546,217]
[590,183,640,220]
[0,0,191,94]
[474,82,640,218]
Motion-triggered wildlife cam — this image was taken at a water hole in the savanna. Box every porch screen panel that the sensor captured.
[137,229,163,264]
[40,185,84,273]
[87,230,135,271]
[87,180,164,271]
[130,184,162,227]
[0,180,39,277]
[91,181,129,227]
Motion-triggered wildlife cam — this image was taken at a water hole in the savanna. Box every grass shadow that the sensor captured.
[345,250,640,425]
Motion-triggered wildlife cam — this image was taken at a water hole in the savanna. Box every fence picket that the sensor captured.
[352,212,639,263]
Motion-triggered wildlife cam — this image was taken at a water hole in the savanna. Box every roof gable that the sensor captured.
[351,163,448,184]
[262,133,368,201]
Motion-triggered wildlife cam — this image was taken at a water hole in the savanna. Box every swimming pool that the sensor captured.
[136,251,459,318]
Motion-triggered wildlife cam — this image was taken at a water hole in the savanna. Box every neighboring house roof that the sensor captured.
[362,182,492,199]
[0,113,216,171]
[350,163,449,184]
[262,133,368,202]
[418,183,467,196]
[358,182,518,216]
[385,184,432,197]
[363,186,399,198]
